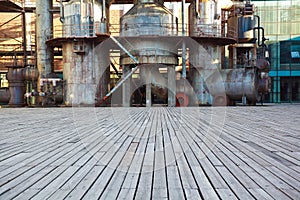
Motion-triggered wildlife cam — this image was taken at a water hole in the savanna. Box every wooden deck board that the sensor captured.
[0,105,299,199]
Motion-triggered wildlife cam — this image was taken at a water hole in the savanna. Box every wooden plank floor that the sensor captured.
[0,105,299,199]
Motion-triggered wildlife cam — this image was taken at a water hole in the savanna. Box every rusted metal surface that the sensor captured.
[188,0,237,44]
[113,0,192,3]
[119,0,178,107]
[207,68,258,104]
[6,67,25,106]
[119,0,178,66]
[62,0,111,37]
[0,88,10,103]
[63,40,110,106]
[36,0,53,90]
[24,67,39,81]
[58,0,111,106]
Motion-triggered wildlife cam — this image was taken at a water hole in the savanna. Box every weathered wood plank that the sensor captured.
[0,106,299,199]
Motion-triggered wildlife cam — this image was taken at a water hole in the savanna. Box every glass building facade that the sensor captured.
[253,0,300,103]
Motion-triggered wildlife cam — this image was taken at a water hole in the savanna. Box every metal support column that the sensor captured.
[142,67,152,107]
[36,0,53,90]
[168,66,176,107]
[122,65,132,107]
[146,83,151,107]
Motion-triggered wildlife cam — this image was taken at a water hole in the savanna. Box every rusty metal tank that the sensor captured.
[6,67,25,106]
[63,0,110,36]
[188,0,220,37]
[227,2,255,42]
[119,0,178,66]
[207,68,258,105]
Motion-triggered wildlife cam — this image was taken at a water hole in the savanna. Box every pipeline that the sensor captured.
[59,0,65,23]
[96,36,140,105]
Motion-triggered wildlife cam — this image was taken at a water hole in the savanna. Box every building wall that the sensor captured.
[253,0,300,103]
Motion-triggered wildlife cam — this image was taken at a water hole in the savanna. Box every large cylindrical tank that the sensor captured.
[62,0,111,106]
[64,0,93,36]
[227,3,255,42]
[63,0,109,37]
[120,0,178,66]
[237,16,255,41]
[189,0,221,37]
[120,0,176,37]
[207,68,258,104]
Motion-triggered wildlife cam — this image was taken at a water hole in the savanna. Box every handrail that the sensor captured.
[48,22,237,39]
[9,0,60,9]
[48,22,106,39]
[192,23,237,39]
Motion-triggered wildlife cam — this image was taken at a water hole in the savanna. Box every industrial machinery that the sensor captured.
[1,0,270,107]
[118,0,179,107]
[58,0,111,106]
[24,77,64,107]
[187,0,270,106]
[3,66,63,107]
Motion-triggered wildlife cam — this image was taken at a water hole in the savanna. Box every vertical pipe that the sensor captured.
[60,0,65,23]
[36,0,53,90]
[140,67,152,107]
[181,0,185,35]
[22,11,27,66]
[102,0,106,21]
[146,83,151,107]
[181,0,187,79]
[195,0,199,16]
